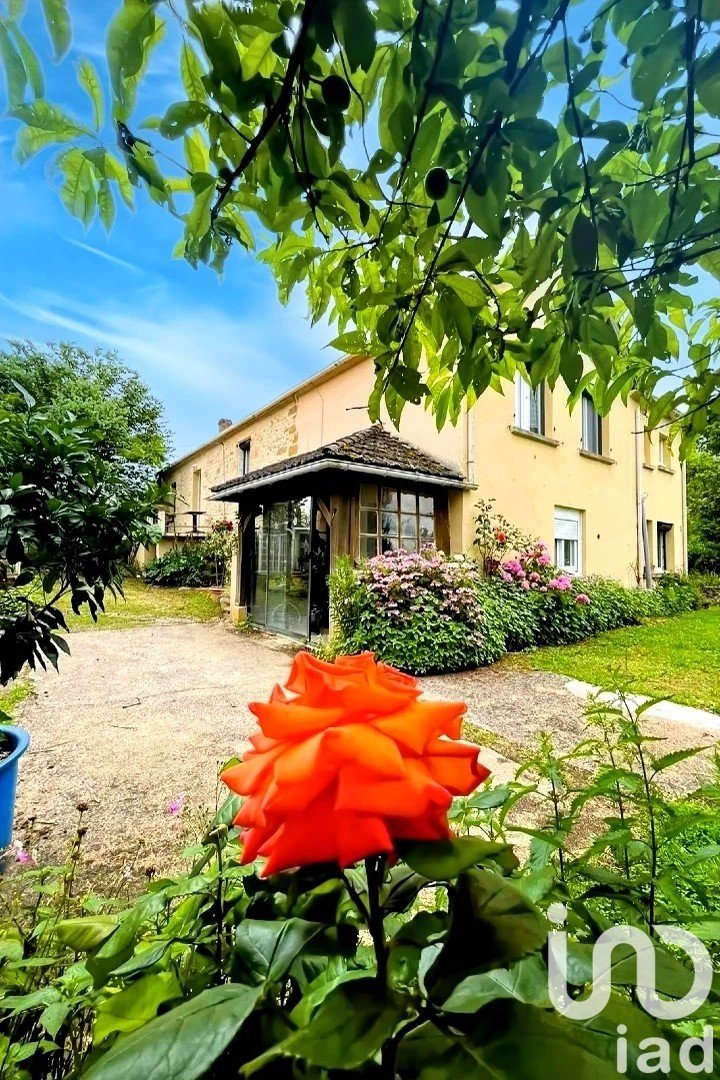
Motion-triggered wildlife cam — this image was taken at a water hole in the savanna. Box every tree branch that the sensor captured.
[210,0,322,223]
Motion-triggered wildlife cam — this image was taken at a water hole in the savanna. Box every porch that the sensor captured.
[210,426,472,640]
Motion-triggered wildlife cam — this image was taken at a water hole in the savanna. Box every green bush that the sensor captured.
[689,572,720,607]
[326,550,503,675]
[143,543,219,587]
[326,553,703,673]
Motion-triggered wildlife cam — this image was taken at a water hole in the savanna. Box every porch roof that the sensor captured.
[209,425,471,501]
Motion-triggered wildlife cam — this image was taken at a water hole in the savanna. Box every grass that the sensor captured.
[58,577,221,631]
[511,606,720,714]
[0,679,32,720]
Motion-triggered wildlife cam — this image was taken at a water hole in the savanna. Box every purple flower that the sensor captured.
[168,793,186,817]
[12,840,33,865]
[575,593,591,605]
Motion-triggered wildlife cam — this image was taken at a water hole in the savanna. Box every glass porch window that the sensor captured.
[251,498,311,637]
[359,486,435,558]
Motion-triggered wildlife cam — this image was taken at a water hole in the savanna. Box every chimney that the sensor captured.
[218,418,232,433]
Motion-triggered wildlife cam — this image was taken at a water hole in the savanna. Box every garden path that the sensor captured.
[12,623,717,885]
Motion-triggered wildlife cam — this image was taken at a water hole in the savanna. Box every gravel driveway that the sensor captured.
[10,622,717,885]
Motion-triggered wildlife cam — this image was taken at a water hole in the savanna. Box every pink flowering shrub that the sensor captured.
[327,549,504,674]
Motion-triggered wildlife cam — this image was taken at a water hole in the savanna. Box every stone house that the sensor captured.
[140,353,687,640]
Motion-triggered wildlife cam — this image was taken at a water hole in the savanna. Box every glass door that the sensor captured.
[251,498,312,638]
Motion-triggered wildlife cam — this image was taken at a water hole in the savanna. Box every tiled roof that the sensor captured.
[210,425,467,497]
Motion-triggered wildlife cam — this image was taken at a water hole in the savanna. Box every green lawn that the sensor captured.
[58,578,221,631]
[511,606,720,714]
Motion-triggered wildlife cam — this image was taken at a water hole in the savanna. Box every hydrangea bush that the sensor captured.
[325,549,505,675]
[325,545,702,671]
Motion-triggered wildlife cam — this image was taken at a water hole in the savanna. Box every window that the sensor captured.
[238,440,251,475]
[554,507,582,574]
[657,523,672,572]
[359,485,435,559]
[515,375,545,435]
[643,429,653,468]
[581,393,602,455]
[658,434,672,469]
[191,468,202,511]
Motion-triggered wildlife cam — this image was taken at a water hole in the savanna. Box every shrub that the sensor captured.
[689,572,720,607]
[326,549,502,674]
[143,543,219,587]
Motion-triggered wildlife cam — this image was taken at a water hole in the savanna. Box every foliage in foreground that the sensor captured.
[1,683,720,1078]
[4,2,720,439]
[0,394,161,684]
[323,549,701,675]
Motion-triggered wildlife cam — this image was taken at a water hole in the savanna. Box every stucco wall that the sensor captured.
[466,387,685,584]
[146,356,686,590]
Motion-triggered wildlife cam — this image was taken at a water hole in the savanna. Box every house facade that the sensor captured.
[143,354,687,639]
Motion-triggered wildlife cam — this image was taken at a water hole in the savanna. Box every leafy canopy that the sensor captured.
[0,341,170,469]
[0,391,161,683]
[4,0,720,439]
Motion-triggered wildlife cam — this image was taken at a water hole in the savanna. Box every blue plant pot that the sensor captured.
[0,726,30,850]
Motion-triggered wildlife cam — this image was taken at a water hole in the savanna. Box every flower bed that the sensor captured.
[324,547,701,673]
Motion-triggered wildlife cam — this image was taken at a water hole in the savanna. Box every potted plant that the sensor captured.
[0,721,30,850]
[206,520,237,600]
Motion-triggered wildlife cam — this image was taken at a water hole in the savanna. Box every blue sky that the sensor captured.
[0,1,333,458]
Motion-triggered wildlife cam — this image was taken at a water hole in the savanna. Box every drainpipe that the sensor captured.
[681,457,688,572]
[465,400,475,484]
[634,407,652,588]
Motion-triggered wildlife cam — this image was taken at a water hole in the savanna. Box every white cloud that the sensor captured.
[0,284,334,455]
[63,238,143,274]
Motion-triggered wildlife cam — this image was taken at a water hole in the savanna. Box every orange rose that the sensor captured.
[221,652,489,876]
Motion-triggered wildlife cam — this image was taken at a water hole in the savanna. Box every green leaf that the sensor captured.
[241,30,277,80]
[504,117,558,151]
[58,148,97,226]
[94,972,181,1044]
[650,747,705,774]
[442,954,551,1013]
[439,272,487,308]
[84,984,260,1080]
[159,100,209,139]
[0,19,27,107]
[697,49,720,118]
[54,915,118,952]
[570,211,598,271]
[281,979,410,1070]
[180,40,206,100]
[77,57,104,129]
[40,0,71,60]
[106,0,163,122]
[234,918,327,985]
[399,837,515,880]
[333,0,376,72]
[10,21,44,97]
[97,178,116,233]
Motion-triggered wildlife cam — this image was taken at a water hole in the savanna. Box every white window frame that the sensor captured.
[581,392,602,455]
[515,374,545,435]
[554,507,582,575]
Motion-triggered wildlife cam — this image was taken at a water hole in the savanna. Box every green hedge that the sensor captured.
[323,553,704,675]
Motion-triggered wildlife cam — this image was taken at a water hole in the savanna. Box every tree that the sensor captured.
[4,1,720,440]
[0,391,161,683]
[0,341,169,469]
[687,413,720,571]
